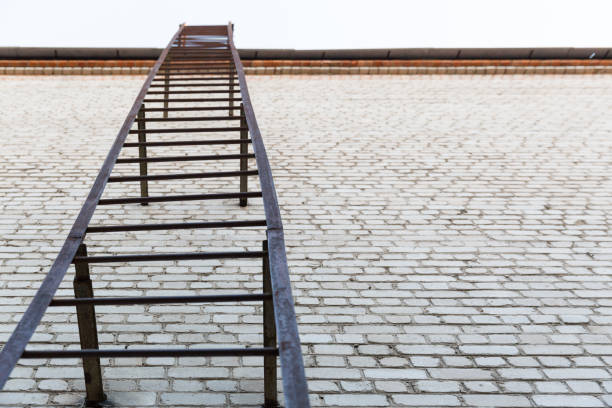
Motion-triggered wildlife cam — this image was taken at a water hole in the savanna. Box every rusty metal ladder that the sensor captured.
[0,24,309,408]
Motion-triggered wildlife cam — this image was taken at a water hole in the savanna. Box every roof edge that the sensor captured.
[0,47,610,60]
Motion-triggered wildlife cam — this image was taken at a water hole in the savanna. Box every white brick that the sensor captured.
[364,368,427,379]
[392,394,460,406]
[459,345,519,355]
[104,367,165,379]
[161,392,226,405]
[544,368,610,379]
[323,394,388,406]
[463,395,531,407]
[107,392,157,406]
[416,380,460,393]
[0,393,48,405]
[428,368,492,380]
[533,395,605,407]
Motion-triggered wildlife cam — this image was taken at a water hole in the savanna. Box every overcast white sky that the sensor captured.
[1,0,611,49]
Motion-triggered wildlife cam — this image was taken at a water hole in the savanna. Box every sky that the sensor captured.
[1,0,611,49]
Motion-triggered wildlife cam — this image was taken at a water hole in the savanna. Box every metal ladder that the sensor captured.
[0,24,309,408]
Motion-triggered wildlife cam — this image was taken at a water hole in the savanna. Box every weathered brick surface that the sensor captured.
[1,74,612,406]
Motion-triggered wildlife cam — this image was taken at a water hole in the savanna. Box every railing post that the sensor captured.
[73,243,105,404]
[163,70,169,119]
[262,240,277,407]
[239,103,248,207]
[137,105,149,205]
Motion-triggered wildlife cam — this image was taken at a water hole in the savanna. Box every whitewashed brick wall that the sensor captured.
[1,74,611,407]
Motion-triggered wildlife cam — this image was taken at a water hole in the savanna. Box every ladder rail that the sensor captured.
[0,24,184,389]
[227,22,310,408]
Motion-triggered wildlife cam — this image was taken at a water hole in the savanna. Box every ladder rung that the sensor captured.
[147,90,239,95]
[170,44,230,46]
[72,251,264,264]
[155,71,236,75]
[159,65,235,70]
[87,219,267,233]
[108,169,258,182]
[98,191,262,205]
[171,45,229,47]
[173,36,228,39]
[50,293,270,306]
[170,47,230,49]
[169,49,231,52]
[21,347,279,359]
[170,45,229,47]
[166,57,231,60]
[142,97,241,103]
[136,116,242,122]
[123,139,251,147]
[116,153,253,163]
[154,67,230,70]
[170,44,230,47]
[170,46,229,48]
[149,83,235,88]
[140,107,240,112]
[158,61,234,65]
[156,68,237,73]
[156,71,237,75]
[128,126,245,134]
[169,47,231,50]
[166,55,231,59]
[151,77,234,82]
[166,51,229,53]
[167,52,230,54]
[161,60,233,63]
[157,71,235,75]
[148,83,236,88]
